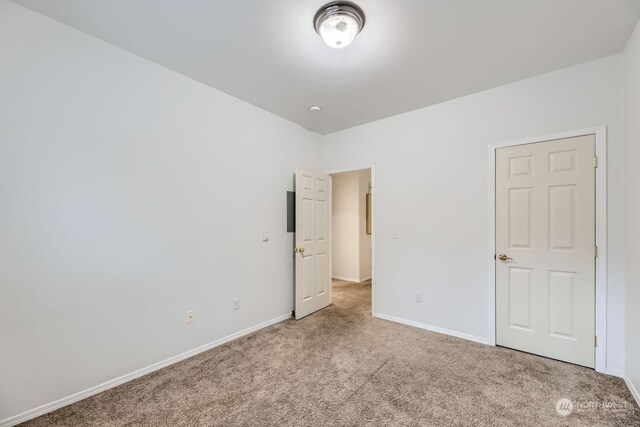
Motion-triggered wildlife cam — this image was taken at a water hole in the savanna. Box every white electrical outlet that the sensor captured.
[186,309,195,324]
[392,230,399,240]
[416,293,423,303]
[233,298,240,310]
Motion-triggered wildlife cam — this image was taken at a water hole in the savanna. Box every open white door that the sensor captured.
[294,168,331,319]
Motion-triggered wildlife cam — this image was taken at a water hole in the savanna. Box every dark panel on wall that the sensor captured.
[287,191,295,232]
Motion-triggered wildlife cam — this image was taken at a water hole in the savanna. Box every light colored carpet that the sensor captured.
[23,279,640,426]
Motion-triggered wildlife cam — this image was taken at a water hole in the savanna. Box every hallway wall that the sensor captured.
[331,169,371,282]
[358,170,372,281]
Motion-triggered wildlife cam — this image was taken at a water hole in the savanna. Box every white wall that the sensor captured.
[332,172,360,281]
[624,19,640,402]
[322,55,626,374]
[331,169,371,282]
[0,2,321,423]
[358,169,372,281]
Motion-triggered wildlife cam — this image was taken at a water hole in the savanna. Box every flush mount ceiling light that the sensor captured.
[309,105,322,112]
[314,2,365,49]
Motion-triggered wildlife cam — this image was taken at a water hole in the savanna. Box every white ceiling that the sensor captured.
[13,0,640,134]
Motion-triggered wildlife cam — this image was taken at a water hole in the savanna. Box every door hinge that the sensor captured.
[594,246,598,258]
[593,156,598,168]
[595,335,598,347]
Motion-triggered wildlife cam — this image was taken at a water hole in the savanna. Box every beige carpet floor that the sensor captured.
[23,280,640,426]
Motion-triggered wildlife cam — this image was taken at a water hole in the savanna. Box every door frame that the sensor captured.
[487,126,607,374]
[326,164,376,316]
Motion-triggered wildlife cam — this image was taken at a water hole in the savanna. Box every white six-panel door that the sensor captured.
[294,168,331,319]
[496,135,596,368]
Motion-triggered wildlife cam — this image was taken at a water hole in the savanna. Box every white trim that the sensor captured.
[625,375,640,407]
[327,165,376,315]
[331,275,373,283]
[605,368,625,378]
[332,275,363,283]
[0,313,292,427]
[375,313,489,345]
[487,126,608,373]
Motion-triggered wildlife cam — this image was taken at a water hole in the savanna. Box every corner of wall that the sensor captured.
[623,17,640,406]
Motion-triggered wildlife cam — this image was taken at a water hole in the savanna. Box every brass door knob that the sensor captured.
[498,254,512,261]
[295,247,305,254]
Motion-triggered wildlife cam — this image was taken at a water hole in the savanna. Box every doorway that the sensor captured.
[331,168,373,314]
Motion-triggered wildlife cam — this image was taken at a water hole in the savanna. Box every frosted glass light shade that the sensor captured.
[318,14,359,48]
[314,2,365,49]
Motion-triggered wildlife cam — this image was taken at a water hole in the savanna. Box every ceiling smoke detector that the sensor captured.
[314,2,365,49]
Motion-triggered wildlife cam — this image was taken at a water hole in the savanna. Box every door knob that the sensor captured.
[295,247,305,254]
[498,254,512,261]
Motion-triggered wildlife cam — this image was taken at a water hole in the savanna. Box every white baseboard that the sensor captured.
[332,276,372,283]
[625,375,640,407]
[605,367,625,378]
[0,313,292,427]
[332,275,361,283]
[374,313,488,345]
